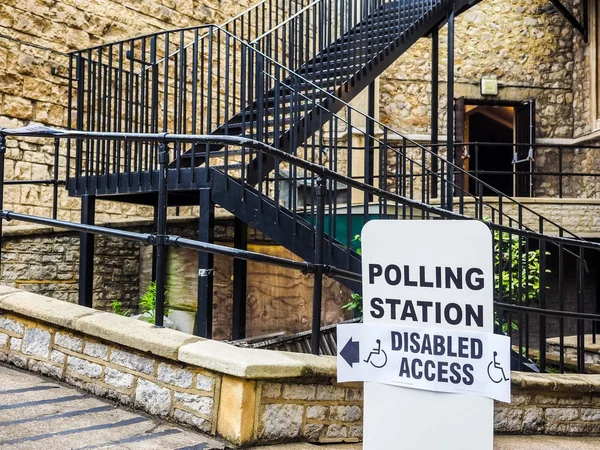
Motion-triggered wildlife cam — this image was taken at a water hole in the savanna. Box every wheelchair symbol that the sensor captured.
[487,351,509,383]
[364,339,387,368]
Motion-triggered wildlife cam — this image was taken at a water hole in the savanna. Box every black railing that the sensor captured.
[65,1,451,187]
[2,128,600,370]
[64,2,584,240]
[457,142,600,200]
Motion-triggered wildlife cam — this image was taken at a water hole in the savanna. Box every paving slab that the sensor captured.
[3,363,600,450]
[0,363,225,450]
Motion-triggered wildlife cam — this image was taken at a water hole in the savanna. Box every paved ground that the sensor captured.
[3,363,600,450]
[0,364,225,449]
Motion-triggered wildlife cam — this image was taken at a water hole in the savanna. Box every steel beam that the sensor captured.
[445,8,455,211]
[232,217,248,340]
[78,195,95,307]
[196,186,215,338]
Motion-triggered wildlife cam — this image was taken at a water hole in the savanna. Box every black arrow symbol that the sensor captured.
[340,337,360,367]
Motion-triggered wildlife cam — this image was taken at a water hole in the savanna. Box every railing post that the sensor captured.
[431,26,439,199]
[558,146,563,198]
[445,3,455,211]
[0,135,6,266]
[53,138,60,220]
[78,195,95,308]
[232,217,248,340]
[154,143,169,327]
[311,176,326,356]
[197,186,215,338]
[538,219,547,372]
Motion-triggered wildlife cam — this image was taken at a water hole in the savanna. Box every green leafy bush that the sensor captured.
[111,282,169,325]
[493,229,549,334]
[111,299,130,316]
[140,281,169,324]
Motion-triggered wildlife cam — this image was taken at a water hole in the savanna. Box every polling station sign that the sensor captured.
[337,322,511,402]
[353,221,501,450]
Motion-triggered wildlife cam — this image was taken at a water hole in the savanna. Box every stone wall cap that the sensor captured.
[0,286,333,378]
[74,312,202,361]
[547,335,600,352]
[511,371,600,393]
[178,340,336,379]
[0,285,100,328]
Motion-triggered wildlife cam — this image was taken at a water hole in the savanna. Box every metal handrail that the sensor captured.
[2,126,595,249]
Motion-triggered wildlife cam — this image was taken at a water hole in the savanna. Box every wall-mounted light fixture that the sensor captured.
[480,75,498,96]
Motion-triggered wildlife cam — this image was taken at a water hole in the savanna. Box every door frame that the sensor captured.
[454,98,535,197]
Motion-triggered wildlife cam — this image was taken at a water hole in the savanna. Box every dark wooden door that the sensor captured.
[514,99,535,197]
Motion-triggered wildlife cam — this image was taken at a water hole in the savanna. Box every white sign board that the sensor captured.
[337,322,510,402]
[355,220,504,450]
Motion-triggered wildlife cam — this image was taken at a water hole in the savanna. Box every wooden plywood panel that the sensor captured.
[163,242,352,340]
[245,244,352,338]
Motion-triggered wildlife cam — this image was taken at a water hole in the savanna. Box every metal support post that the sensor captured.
[151,204,158,282]
[154,143,169,327]
[445,6,455,211]
[196,186,215,338]
[311,177,326,356]
[431,27,439,198]
[232,217,248,340]
[78,195,95,307]
[53,138,60,219]
[0,136,6,266]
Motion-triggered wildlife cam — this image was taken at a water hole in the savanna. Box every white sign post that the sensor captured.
[337,221,510,450]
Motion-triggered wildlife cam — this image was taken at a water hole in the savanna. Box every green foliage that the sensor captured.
[492,229,550,334]
[342,235,363,318]
[111,299,130,317]
[139,281,169,325]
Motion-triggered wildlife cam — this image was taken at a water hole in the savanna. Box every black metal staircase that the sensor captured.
[55,0,596,353]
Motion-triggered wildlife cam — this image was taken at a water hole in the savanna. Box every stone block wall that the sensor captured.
[380,0,579,139]
[0,0,251,220]
[0,225,142,312]
[0,313,221,435]
[3,286,600,446]
[495,372,600,435]
[257,381,363,442]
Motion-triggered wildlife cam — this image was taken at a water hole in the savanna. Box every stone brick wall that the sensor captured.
[532,141,600,200]
[571,0,592,138]
[380,0,578,139]
[0,224,142,312]
[3,286,600,446]
[258,381,363,442]
[0,312,220,434]
[0,0,251,220]
[495,372,600,435]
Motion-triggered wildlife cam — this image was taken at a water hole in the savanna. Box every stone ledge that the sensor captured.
[0,285,101,328]
[548,335,600,352]
[511,372,600,393]
[179,340,336,379]
[0,285,334,379]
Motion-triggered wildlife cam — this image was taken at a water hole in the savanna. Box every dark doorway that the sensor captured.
[455,99,536,198]
[467,109,514,196]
